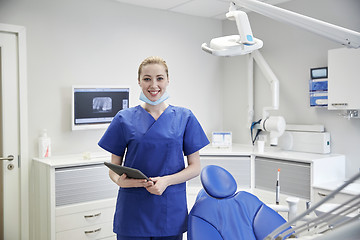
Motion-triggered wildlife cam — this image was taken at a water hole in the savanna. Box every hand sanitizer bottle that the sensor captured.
[38,129,51,158]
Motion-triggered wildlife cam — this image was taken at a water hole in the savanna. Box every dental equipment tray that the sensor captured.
[104,162,150,181]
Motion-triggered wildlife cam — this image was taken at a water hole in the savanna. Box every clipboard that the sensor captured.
[104,162,150,181]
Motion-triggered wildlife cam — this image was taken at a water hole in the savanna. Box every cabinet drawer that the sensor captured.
[56,206,115,232]
[56,221,115,240]
[55,164,118,206]
[255,157,311,199]
[313,188,355,204]
[101,236,116,240]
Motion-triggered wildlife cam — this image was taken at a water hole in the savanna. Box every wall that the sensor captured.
[0,0,223,158]
[222,0,360,177]
[1,0,358,175]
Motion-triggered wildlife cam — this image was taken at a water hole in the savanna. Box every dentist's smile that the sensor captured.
[149,90,160,97]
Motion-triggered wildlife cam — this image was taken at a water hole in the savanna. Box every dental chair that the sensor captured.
[187,165,291,240]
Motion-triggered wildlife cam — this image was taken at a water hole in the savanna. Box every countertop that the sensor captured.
[33,151,112,168]
[313,180,360,196]
[201,144,345,163]
[34,143,345,167]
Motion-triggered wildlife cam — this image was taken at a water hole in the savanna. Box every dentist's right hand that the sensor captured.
[115,173,154,188]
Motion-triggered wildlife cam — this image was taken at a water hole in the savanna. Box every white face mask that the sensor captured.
[139,91,169,105]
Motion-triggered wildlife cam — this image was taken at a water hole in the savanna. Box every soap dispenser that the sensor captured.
[38,129,51,158]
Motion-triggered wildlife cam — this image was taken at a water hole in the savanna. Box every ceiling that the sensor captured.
[113,0,291,20]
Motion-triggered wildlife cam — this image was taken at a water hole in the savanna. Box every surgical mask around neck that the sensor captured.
[139,91,169,106]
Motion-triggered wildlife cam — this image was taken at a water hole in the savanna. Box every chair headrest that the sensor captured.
[200,165,237,199]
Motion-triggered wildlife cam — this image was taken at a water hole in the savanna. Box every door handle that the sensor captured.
[0,155,14,161]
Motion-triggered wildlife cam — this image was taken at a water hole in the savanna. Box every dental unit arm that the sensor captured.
[250,50,285,146]
[233,0,360,49]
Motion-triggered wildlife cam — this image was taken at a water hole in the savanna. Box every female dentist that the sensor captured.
[98,56,209,240]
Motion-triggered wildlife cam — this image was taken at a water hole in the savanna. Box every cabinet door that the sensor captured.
[188,156,250,188]
[328,48,360,110]
[255,157,311,200]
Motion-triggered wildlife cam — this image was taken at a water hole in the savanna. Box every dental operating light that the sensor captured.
[202,0,360,57]
[201,2,263,56]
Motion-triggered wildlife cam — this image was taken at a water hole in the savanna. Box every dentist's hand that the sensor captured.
[115,173,154,188]
[145,176,169,195]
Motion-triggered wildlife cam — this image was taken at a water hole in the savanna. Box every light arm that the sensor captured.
[226,3,255,45]
[233,0,360,48]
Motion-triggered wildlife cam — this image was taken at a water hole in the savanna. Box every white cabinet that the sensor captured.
[55,201,116,240]
[328,48,360,110]
[195,145,345,204]
[255,157,311,199]
[313,187,354,205]
[313,181,360,205]
[254,153,346,201]
[32,155,118,240]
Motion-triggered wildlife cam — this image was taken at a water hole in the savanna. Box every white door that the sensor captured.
[0,30,22,240]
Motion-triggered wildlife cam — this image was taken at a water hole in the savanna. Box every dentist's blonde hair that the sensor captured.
[138,56,169,80]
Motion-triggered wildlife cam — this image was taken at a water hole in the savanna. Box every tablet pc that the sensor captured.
[104,162,150,181]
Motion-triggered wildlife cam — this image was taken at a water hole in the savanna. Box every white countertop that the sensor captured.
[33,151,111,168]
[201,144,345,163]
[33,143,345,167]
[313,181,360,195]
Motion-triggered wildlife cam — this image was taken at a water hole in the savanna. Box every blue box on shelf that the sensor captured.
[309,79,328,92]
[310,92,328,107]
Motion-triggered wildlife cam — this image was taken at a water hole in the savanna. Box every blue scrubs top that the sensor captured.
[98,105,209,237]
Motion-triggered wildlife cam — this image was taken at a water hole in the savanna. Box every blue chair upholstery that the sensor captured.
[188,165,290,240]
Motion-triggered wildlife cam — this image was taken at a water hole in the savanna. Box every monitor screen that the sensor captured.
[310,67,328,79]
[72,86,129,130]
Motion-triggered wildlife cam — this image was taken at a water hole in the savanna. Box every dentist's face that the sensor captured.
[138,63,169,102]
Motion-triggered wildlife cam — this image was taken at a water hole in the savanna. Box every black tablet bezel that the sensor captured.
[104,162,150,181]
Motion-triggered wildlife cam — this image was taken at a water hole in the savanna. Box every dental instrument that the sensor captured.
[276,168,280,205]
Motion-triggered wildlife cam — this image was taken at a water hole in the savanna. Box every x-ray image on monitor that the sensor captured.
[72,86,129,130]
[93,97,112,113]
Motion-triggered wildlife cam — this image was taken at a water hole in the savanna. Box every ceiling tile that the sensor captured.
[113,0,292,19]
[170,0,229,18]
[114,0,192,10]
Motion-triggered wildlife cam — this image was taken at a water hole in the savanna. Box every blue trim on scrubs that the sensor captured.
[99,105,209,237]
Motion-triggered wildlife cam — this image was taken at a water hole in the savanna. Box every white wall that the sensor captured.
[222,0,360,177]
[0,0,223,157]
[1,0,359,177]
